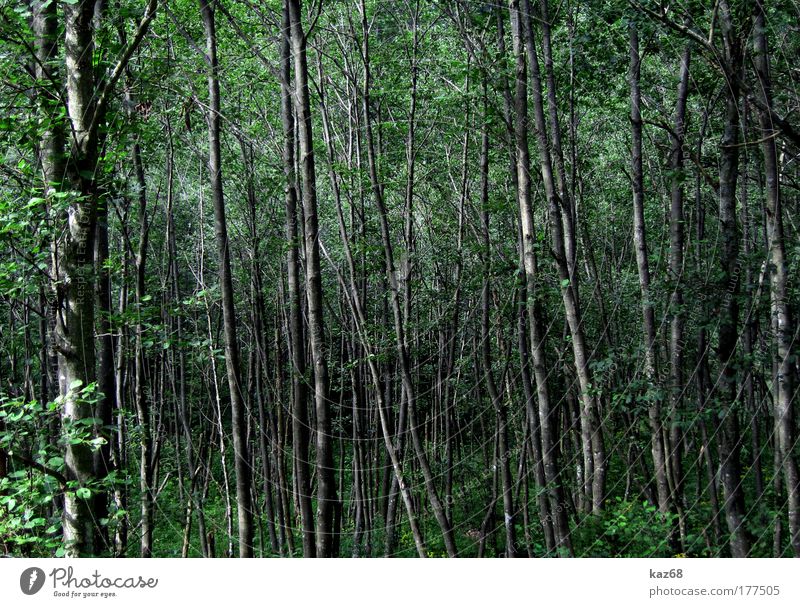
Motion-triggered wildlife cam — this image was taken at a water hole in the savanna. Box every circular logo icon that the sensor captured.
[20,567,46,595]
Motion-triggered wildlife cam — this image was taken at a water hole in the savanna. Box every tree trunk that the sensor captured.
[277,1,316,558]
[286,0,338,557]
[132,134,154,557]
[478,86,517,557]
[199,0,254,557]
[517,0,606,512]
[667,41,691,550]
[629,23,670,515]
[715,0,750,558]
[752,5,800,557]
[503,3,572,552]
[58,0,100,557]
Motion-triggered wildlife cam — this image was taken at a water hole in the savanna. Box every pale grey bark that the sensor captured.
[752,6,800,557]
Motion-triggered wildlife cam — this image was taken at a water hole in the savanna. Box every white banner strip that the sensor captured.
[1,558,796,606]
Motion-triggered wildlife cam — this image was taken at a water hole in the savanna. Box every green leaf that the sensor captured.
[89,437,107,450]
[75,487,91,500]
[69,379,83,391]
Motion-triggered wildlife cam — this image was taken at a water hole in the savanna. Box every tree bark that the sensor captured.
[478,84,518,557]
[517,0,606,512]
[286,0,339,557]
[279,0,316,558]
[132,133,154,557]
[715,0,750,558]
[199,0,254,557]
[629,22,670,515]
[58,0,100,557]
[667,40,691,550]
[503,3,572,552]
[752,4,800,557]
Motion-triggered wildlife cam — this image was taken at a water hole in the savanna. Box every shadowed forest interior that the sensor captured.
[1,0,799,558]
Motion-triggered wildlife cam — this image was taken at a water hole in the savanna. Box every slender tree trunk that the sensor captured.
[752,5,800,557]
[132,135,154,557]
[714,1,750,558]
[242,149,281,554]
[277,2,316,558]
[93,168,115,557]
[199,0,254,557]
[359,0,457,557]
[287,0,338,557]
[516,0,605,512]
[668,42,691,549]
[478,88,517,557]
[503,3,571,553]
[537,0,577,287]
[629,23,670,515]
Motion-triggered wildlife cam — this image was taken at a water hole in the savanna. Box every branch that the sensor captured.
[721,130,780,148]
[628,1,717,56]
[163,2,208,62]
[643,118,680,141]
[88,0,159,141]
[741,89,800,149]
[216,1,280,80]
[0,13,65,103]
[688,151,720,193]
[306,0,325,41]
[3,450,67,488]
[629,0,800,149]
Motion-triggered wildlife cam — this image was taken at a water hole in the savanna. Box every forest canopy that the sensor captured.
[0,0,799,558]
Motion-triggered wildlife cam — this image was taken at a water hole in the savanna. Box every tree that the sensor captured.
[1,0,799,561]
[199,0,253,557]
[287,0,339,557]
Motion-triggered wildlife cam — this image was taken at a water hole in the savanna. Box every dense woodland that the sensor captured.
[0,0,798,558]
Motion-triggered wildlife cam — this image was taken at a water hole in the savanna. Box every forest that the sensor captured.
[0,0,798,559]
